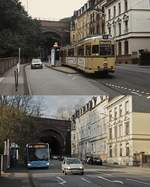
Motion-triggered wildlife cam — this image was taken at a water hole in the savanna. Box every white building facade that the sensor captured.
[71,96,109,161]
[105,0,150,64]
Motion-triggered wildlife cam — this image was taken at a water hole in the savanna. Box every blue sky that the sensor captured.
[20,0,87,20]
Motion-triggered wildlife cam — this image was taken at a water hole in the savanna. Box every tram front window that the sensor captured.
[100,44,112,56]
[29,148,48,161]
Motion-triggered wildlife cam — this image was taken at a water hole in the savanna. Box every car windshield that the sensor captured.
[32,59,41,63]
[66,158,81,164]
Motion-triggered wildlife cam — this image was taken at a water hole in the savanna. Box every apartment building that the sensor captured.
[105,0,150,64]
[70,0,106,44]
[71,96,150,166]
[71,96,109,160]
[107,96,150,166]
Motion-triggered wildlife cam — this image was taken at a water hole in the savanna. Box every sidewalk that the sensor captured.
[0,64,28,95]
[46,64,78,74]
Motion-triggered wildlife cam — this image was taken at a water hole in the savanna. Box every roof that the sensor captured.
[132,96,150,113]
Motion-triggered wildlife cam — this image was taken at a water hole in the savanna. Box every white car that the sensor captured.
[31,59,43,69]
[62,157,84,175]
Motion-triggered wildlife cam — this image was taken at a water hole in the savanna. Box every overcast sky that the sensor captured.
[32,96,92,118]
[20,0,87,20]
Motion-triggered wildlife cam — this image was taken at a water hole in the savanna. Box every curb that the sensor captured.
[46,65,78,74]
[24,64,32,96]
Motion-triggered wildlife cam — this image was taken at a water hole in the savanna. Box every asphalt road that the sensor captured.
[25,65,105,95]
[1,160,150,187]
[25,64,150,98]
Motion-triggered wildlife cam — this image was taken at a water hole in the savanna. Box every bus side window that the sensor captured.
[86,45,91,56]
[92,45,99,56]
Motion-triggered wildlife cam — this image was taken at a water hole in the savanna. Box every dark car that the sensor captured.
[93,157,102,165]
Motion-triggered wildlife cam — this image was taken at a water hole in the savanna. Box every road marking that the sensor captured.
[81,177,91,183]
[147,96,150,99]
[127,178,150,186]
[0,77,4,82]
[97,176,124,184]
[57,177,67,185]
[146,93,150,95]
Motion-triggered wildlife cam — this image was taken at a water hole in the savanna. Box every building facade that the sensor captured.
[107,96,150,166]
[70,0,150,64]
[71,96,109,161]
[70,0,106,45]
[105,0,150,64]
[71,96,150,166]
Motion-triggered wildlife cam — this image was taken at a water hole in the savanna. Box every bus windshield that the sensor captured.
[100,44,113,56]
[28,148,49,161]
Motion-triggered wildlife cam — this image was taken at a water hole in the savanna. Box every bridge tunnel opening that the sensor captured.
[39,130,64,157]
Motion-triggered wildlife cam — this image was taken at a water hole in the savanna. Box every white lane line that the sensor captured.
[147,96,150,99]
[97,176,124,184]
[0,77,4,82]
[127,178,150,186]
[131,92,142,96]
[81,177,91,183]
[56,177,67,185]
[146,93,150,95]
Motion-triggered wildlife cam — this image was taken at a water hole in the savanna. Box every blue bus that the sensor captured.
[25,143,50,169]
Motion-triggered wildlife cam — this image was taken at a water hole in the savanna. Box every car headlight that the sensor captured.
[46,163,49,166]
[67,166,71,170]
[80,166,83,169]
[27,163,31,166]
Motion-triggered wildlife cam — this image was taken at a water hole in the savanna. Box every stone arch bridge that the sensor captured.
[29,117,71,157]
[40,20,70,46]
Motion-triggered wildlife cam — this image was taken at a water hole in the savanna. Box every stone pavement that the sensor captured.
[0,64,28,95]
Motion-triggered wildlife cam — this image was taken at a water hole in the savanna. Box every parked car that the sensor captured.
[62,157,84,175]
[93,157,102,165]
[31,59,43,69]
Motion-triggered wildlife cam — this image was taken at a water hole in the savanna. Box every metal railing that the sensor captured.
[0,57,18,75]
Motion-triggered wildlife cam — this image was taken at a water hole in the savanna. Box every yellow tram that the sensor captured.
[60,35,116,74]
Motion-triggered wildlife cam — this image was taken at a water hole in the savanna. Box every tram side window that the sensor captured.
[92,45,99,56]
[86,45,91,56]
[68,48,74,57]
[100,44,112,56]
[77,46,84,57]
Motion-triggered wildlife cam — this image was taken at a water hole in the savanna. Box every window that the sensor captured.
[118,41,122,55]
[126,143,130,156]
[124,40,129,55]
[125,20,128,33]
[119,22,122,35]
[125,122,130,135]
[118,3,121,15]
[125,101,129,113]
[124,0,128,12]
[113,24,116,37]
[108,26,111,35]
[77,45,84,56]
[100,44,112,56]
[119,105,123,116]
[109,146,112,157]
[86,45,91,56]
[92,45,99,55]
[109,128,112,139]
[109,110,113,121]
[114,126,117,138]
[113,6,116,17]
[68,48,74,57]
[114,107,117,119]
[119,125,123,137]
[108,9,111,20]
[120,144,122,156]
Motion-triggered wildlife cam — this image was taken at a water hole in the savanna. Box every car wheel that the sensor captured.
[64,170,67,175]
